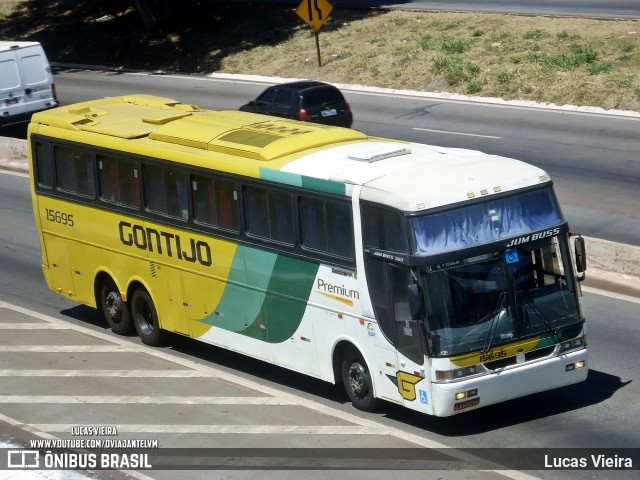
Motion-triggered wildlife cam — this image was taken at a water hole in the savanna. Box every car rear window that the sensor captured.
[302,88,344,107]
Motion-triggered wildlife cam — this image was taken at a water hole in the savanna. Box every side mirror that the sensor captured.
[574,234,587,281]
[408,284,425,320]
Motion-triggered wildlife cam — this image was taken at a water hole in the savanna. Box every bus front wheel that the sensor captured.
[341,346,378,412]
[100,278,133,335]
[131,289,164,346]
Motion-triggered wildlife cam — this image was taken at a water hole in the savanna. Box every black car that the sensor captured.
[239,81,353,128]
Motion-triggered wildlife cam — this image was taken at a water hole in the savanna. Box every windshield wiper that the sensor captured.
[481,291,508,352]
[520,295,558,336]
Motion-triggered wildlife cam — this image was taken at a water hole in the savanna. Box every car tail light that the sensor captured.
[52,83,58,101]
[345,102,351,113]
[299,108,312,122]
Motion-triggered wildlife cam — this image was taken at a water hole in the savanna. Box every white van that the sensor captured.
[0,41,59,127]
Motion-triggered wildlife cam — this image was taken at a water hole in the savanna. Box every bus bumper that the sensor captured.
[430,348,588,417]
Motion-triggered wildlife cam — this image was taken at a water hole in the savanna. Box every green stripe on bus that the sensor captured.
[259,168,303,187]
[301,176,346,195]
[260,167,346,195]
[199,247,319,343]
[259,254,319,343]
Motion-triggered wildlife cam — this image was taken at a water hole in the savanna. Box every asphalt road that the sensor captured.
[226,0,640,18]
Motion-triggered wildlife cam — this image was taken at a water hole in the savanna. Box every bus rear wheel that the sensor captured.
[341,346,378,412]
[100,278,133,335]
[131,289,164,346]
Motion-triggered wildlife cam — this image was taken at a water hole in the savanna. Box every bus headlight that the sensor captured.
[436,365,479,382]
[560,335,586,353]
[566,360,586,371]
[455,389,478,400]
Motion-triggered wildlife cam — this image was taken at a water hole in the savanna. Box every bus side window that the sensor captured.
[143,165,187,220]
[165,170,188,220]
[268,191,294,245]
[34,141,54,189]
[300,197,354,259]
[55,146,94,198]
[216,179,239,232]
[300,197,326,252]
[98,155,140,209]
[98,155,119,203]
[362,204,407,253]
[327,202,354,259]
[143,165,166,215]
[120,160,140,208]
[244,185,269,238]
[192,175,217,226]
[390,265,424,364]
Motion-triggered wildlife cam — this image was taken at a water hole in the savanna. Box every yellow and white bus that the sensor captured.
[28,94,588,416]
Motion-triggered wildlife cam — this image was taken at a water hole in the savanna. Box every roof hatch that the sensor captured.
[347,144,411,162]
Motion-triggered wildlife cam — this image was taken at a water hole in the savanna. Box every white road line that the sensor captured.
[0,169,28,178]
[0,323,69,329]
[0,370,207,377]
[412,127,501,139]
[0,346,136,352]
[30,424,383,435]
[0,396,289,405]
[582,286,640,304]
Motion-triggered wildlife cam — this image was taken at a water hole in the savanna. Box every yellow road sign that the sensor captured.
[296,0,333,32]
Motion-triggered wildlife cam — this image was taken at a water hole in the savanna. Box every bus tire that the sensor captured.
[131,289,164,346]
[100,278,133,335]
[341,346,378,412]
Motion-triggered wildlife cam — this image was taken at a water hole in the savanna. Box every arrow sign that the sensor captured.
[296,0,333,32]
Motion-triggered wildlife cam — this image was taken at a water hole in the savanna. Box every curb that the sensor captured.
[2,137,639,299]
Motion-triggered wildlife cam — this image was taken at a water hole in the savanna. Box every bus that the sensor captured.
[28,94,588,416]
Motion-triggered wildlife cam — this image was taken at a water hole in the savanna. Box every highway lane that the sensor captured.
[51,68,640,246]
[223,1,640,18]
[1,155,639,480]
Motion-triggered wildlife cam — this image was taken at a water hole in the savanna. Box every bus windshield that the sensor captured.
[418,235,582,356]
[410,187,563,255]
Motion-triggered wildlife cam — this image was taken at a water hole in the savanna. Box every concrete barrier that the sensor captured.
[1,136,639,298]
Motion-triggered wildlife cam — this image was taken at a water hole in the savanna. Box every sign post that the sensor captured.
[295,0,333,67]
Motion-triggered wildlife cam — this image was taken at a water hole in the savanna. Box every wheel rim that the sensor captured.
[104,291,122,323]
[347,362,368,398]
[136,298,154,337]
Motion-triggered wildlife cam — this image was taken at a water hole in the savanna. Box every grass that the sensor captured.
[1,0,639,111]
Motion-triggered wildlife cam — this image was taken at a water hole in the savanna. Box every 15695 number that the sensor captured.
[479,349,506,363]
[45,209,75,227]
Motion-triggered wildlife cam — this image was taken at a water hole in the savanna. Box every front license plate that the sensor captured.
[454,397,480,411]
[321,108,337,117]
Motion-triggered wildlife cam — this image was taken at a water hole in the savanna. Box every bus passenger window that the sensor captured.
[193,175,239,233]
[244,186,269,238]
[327,203,354,259]
[166,170,188,220]
[362,205,407,253]
[216,180,239,232]
[300,197,326,252]
[301,197,354,259]
[143,165,187,220]
[120,161,140,208]
[269,191,294,245]
[98,155,140,209]
[55,146,94,197]
[34,142,54,189]
[192,175,216,226]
